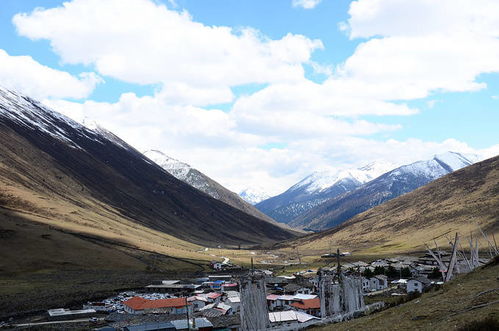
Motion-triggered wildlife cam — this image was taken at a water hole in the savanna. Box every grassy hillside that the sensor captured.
[313,258,499,330]
[283,155,499,255]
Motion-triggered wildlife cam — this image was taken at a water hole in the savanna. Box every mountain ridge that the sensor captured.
[0,86,296,247]
[283,154,499,253]
[142,149,298,232]
[255,161,395,224]
[291,152,479,230]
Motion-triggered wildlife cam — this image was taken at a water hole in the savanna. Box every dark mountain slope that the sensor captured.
[142,150,301,233]
[0,87,295,247]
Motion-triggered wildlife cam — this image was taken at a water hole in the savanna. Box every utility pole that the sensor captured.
[185,298,191,331]
[296,246,302,265]
[336,248,341,275]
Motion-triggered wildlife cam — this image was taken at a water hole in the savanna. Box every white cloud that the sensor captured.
[44,91,496,195]
[292,0,322,9]
[13,0,498,195]
[347,0,499,39]
[231,80,418,123]
[13,0,322,95]
[0,49,100,99]
[340,0,499,99]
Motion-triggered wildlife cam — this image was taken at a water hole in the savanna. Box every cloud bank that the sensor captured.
[10,0,499,193]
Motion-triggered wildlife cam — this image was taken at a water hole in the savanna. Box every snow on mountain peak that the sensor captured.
[433,151,479,171]
[143,150,191,180]
[349,160,396,183]
[390,151,478,180]
[239,187,271,205]
[0,86,118,150]
[292,160,396,194]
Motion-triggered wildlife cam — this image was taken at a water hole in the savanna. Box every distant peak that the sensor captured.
[239,187,270,205]
[433,151,479,171]
[143,150,191,169]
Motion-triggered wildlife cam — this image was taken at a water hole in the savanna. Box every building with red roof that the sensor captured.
[290,298,321,317]
[123,297,190,315]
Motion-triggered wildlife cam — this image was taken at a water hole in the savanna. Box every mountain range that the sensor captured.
[0,86,295,250]
[239,187,270,205]
[256,152,479,231]
[255,161,394,224]
[283,154,499,253]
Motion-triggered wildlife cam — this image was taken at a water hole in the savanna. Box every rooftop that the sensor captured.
[123,297,188,311]
[290,298,321,310]
[171,317,213,329]
[269,310,319,323]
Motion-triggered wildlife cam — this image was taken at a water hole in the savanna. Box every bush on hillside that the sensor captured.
[458,317,499,331]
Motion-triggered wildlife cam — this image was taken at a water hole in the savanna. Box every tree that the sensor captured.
[363,268,374,278]
[374,266,386,275]
[385,265,398,278]
[401,267,412,278]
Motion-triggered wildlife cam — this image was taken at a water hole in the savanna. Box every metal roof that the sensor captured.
[124,322,175,331]
[171,317,213,329]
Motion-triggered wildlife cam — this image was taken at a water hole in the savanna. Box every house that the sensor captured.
[211,262,223,271]
[275,295,297,309]
[371,259,389,268]
[124,322,175,331]
[208,275,232,282]
[268,311,319,327]
[362,275,388,292]
[221,283,238,292]
[391,278,408,290]
[206,292,223,304]
[369,277,380,291]
[187,296,209,311]
[407,277,431,293]
[171,317,213,331]
[362,278,370,293]
[225,295,240,314]
[374,275,388,290]
[283,283,314,295]
[123,297,190,315]
[200,302,232,317]
[83,302,113,312]
[290,298,321,317]
[145,283,201,295]
[266,277,290,291]
[267,294,280,311]
[47,308,96,320]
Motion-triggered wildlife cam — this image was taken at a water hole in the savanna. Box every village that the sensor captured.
[5,231,495,331]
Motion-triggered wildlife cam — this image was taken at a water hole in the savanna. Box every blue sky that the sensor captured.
[0,0,498,193]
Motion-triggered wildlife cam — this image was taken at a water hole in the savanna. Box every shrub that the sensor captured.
[385,265,398,278]
[401,267,412,278]
[458,317,499,331]
[374,266,386,275]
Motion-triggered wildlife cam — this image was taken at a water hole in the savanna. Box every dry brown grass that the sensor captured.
[312,259,499,331]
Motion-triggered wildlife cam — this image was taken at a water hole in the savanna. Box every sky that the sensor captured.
[1,0,498,196]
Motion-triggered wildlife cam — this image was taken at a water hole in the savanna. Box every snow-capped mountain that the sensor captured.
[290,161,395,194]
[0,86,296,246]
[291,152,480,230]
[143,150,214,197]
[255,161,395,224]
[239,187,271,205]
[142,150,286,227]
